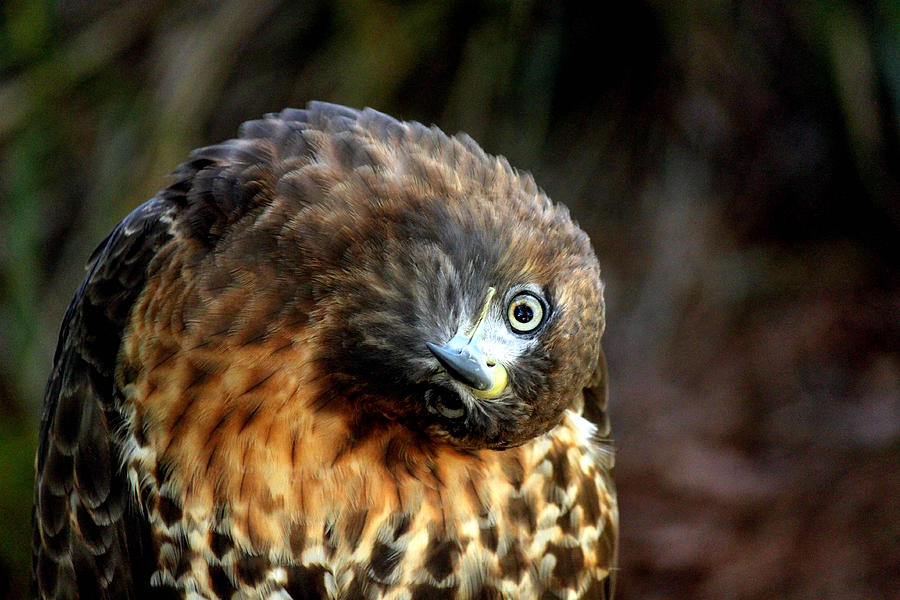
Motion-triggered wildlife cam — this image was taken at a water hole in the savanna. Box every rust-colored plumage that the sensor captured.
[33,102,617,599]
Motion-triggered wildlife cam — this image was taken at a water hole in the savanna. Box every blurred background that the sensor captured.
[1,1,898,598]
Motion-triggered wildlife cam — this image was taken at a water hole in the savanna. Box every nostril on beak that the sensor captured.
[426,341,493,391]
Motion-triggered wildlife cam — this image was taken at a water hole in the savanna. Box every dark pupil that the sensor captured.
[514,303,534,323]
[439,392,463,412]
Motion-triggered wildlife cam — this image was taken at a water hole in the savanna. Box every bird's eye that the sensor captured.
[426,388,466,420]
[507,292,546,333]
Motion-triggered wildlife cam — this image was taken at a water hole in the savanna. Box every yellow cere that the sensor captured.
[473,360,508,399]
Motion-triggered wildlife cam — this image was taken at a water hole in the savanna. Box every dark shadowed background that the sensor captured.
[1,1,897,598]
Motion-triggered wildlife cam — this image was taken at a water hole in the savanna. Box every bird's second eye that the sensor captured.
[507,292,545,333]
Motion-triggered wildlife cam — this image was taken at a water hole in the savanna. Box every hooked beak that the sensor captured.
[426,287,508,399]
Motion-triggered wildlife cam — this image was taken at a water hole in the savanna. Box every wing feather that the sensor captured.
[33,198,177,600]
[582,348,618,598]
[32,109,307,598]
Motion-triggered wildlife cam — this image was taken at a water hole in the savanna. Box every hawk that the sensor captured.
[33,102,617,599]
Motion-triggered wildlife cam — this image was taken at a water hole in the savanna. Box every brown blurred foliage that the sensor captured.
[1,1,897,599]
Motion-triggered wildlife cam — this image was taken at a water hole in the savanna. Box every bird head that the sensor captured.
[289,112,606,450]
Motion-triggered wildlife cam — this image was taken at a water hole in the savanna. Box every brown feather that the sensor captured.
[35,102,616,599]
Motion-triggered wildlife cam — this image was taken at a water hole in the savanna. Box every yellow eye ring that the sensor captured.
[507,293,545,333]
